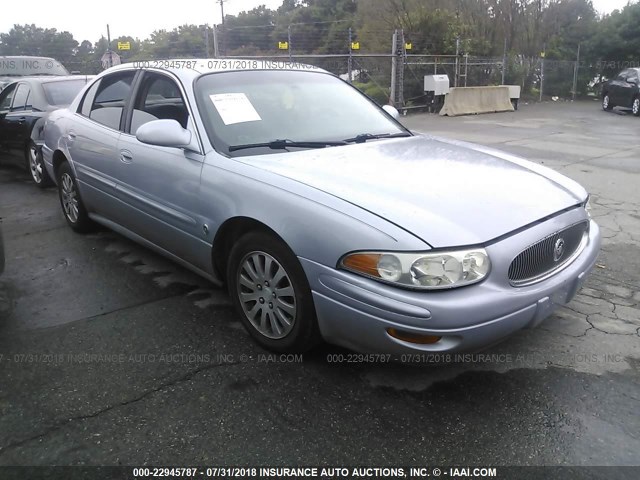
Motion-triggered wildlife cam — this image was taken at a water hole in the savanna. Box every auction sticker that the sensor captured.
[210,93,261,125]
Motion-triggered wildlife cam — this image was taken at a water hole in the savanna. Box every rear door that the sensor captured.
[67,70,137,219]
[0,83,17,159]
[623,69,640,108]
[4,82,34,161]
[114,70,207,269]
[611,70,631,107]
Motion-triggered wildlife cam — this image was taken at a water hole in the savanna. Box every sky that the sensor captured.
[0,0,635,44]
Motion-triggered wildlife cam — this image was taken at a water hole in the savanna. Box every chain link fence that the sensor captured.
[48,23,601,110]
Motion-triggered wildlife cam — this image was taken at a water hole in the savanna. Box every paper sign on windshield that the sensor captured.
[209,93,262,125]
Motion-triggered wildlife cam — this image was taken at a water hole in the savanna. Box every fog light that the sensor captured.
[386,328,442,345]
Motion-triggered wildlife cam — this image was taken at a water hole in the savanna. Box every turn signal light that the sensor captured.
[341,253,382,278]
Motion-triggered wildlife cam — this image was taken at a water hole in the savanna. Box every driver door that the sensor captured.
[114,71,207,269]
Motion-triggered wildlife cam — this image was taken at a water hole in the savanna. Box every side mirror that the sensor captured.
[382,104,400,119]
[136,119,192,148]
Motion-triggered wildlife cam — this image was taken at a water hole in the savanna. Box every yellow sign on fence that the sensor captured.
[278,41,289,50]
[405,42,412,50]
[117,41,131,51]
[351,41,360,51]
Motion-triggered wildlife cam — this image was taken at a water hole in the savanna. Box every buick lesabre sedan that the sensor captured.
[43,60,600,354]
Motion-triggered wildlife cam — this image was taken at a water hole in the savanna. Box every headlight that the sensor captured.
[340,248,491,290]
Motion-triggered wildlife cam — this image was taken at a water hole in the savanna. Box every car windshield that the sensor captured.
[42,79,88,106]
[194,69,407,157]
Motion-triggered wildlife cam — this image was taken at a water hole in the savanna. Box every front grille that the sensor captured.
[508,221,589,286]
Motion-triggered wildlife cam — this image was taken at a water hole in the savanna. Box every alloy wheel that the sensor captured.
[633,98,640,116]
[237,251,297,339]
[29,145,42,184]
[603,95,609,110]
[60,173,79,223]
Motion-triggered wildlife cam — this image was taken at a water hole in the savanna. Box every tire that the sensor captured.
[632,97,640,117]
[602,93,613,111]
[56,161,93,233]
[27,141,52,188]
[227,231,320,353]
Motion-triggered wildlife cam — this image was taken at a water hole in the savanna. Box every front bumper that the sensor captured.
[301,210,600,354]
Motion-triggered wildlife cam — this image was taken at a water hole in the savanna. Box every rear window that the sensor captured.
[42,79,89,106]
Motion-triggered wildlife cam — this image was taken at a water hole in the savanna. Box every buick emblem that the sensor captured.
[553,238,565,262]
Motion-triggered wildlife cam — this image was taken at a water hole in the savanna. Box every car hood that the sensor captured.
[237,135,587,247]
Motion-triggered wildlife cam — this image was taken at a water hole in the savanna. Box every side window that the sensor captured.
[616,70,629,81]
[10,84,30,112]
[130,73,189,134]
[0,83,17,111]
[87,71,136,130]
[79,80,101,117]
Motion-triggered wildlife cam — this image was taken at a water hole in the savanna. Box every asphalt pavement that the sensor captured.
[0,100,638,471]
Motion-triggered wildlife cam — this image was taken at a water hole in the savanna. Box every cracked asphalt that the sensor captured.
[0,101,639,471]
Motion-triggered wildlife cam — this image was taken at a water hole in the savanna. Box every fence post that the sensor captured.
[572,43,581,101]
[213,24,219,58]
[454,37,460,87]
[539,44,545,102]
[205,26,210,58]
[501,37,507,84]
[288,25,292,61]
[398,29,405,107]
[390,30,398,106]
[348,27,353,83]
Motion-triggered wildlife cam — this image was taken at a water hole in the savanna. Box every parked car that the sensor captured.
[43,61,600,354]
[0,75,92,187]
[1,56,69,91]
[602,68,640,115]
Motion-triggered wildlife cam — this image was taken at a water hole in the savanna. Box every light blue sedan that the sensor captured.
[42,60,600,353]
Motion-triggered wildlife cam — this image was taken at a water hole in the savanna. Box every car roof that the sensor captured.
[0,75,94,89]
[0,55,62,61]
[18,75,94,83]
[104,58,329,81]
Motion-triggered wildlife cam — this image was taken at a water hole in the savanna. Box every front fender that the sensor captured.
[200,155,430,270]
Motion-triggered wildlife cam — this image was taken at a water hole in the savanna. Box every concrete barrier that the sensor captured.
[440,86,515,117]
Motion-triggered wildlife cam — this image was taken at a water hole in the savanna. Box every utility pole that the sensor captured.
[218,0,226,27]
[287,25,292,61]
[218,0,226,57]
[106,24,113,68]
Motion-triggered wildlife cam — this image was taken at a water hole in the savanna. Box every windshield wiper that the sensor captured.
[344,132,412,143]
[229,139,347,153]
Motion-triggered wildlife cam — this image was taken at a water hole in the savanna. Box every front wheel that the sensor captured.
[632,97,640,117]
[57,162,93,232]
[602,93,613,111]
[227,231,320,352]
[27,141,52,188]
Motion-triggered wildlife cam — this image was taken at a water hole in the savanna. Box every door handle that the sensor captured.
[120,150,133,164]
[18,117,26,124]
[67,131,77,142]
